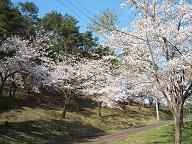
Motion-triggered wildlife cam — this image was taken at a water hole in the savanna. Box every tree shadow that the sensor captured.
[0,97,23,113]
[0,119,105,144]
[159,108,173,120]
[78,108,96,117]
[0,95,60,114]
[0,93,98,115]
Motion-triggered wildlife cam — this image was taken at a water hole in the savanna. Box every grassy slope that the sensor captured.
[119,121,192,144]
[0,97,172,144]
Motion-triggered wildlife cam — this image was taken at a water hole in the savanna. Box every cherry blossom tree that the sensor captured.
[0,36,55,97]
[48,58,90,118]
[81,57,125,116]
[0,35,127,119]
[90,1,192,143]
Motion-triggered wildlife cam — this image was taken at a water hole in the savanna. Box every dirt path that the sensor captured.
[49,121,173,144]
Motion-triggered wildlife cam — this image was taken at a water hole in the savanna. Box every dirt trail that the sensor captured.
[49,121,173,144]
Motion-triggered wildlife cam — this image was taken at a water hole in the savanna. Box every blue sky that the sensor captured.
[12,0,134,32]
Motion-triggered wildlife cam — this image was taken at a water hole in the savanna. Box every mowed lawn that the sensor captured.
[119,121,192,144]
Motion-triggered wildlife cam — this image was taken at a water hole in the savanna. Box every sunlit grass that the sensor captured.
[119,121,192,144]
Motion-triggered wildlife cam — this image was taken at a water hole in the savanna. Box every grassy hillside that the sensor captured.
[0,95,172,144]
[119,121,192,144]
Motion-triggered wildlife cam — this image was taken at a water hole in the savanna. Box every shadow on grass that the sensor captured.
[78,108,96,117]
[0,97,24,114]
[159,108,173,120]
[0,96,53,113]
[0,119,105,144]
[0,94,98,115]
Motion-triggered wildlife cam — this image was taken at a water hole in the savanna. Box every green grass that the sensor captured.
[0,107,103,144]
[0,96,172,144]
[119,121,192,144]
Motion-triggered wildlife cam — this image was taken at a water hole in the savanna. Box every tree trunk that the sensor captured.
[0,85,3,97]
[180,109,184,127]
[0,80,5,97]
[149,103,152,108]
[27,88,30,94]
[62,100,68,119]
[175,115,182,144]
[129,100,132,106]
[74,96,80,112]
[98,102,102,117]
[139,103,142,112]
[158,102,160,110]
[123,104,126,113]
[9,81,16,102]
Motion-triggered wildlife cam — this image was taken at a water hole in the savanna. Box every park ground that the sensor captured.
[0,94,191,144]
